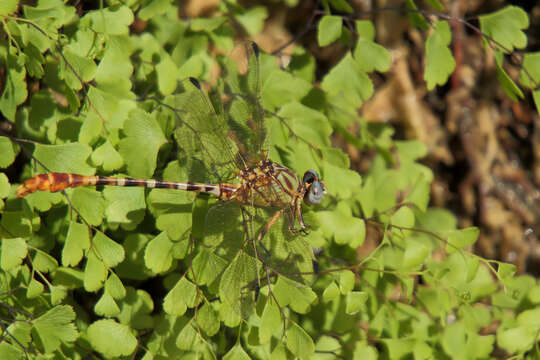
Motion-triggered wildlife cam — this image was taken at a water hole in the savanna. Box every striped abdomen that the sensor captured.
[16,173,239,200]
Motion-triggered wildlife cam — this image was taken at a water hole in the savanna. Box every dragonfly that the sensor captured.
[16,42,326,316]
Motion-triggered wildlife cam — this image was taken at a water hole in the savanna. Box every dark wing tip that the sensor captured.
[251,42,259,58]
[189,77,201,89]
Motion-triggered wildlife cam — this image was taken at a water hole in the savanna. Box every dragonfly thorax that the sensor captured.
[230,160,302,208]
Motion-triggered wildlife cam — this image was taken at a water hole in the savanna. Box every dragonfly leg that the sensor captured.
[257,208,285,246]
[288,197,310,235]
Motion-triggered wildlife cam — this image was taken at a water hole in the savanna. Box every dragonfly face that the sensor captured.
[302,170,326,205]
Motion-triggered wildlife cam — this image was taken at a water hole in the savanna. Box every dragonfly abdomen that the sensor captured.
[16,172,239,199]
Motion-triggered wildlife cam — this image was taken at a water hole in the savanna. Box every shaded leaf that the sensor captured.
[223,344,251,360]
[286,321,315,360]
[0,54,27,121]
[494,51,524,101]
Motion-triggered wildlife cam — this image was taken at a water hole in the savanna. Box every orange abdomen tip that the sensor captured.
[16,173,73,198]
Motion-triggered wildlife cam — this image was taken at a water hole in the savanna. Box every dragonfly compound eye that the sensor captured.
[305,180,325,205]
[302,170,326,205]
[302,170,319,184]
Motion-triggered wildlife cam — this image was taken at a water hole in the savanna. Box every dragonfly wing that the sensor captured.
[221,41,268,165]
[202,201,261,319]
[256,206,315,285]
[171,78,241,184]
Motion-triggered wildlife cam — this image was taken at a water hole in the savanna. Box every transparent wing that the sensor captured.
[257,206,315,285]
[202,201,261,319]
[170,78,242,184]
[221,41,268,166]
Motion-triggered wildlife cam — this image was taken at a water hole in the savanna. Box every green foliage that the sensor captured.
[353,21,392,73]
[318,15,342,47]
[479,6,529,53]
[87,319,137,357]
[0,1,537,359]
[32,305,78,353]
[424,20,456,90]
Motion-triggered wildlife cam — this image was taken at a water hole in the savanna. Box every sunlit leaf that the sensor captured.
[0,0,18,16]
[322,52,373,110]
[318,202,365,247]
[445,227,479,253]
[1,237,28,270]
[163,276,197,316]
[93,231,125,268]
[479,6,528,53]
[339,270,355,294]
[318,15,342,47]
[236,6,268,36]
[118,109,167,178]
[84,252,107,292]
[196,302,220,337]
[62,221,90,267]
[144,231,174,273]
[260,299,281,343]
[87,319,137,357]
[425,21,455,90]
[26,278,44,298]
[81,6,134,35]
[322,281,340,302]
[138,0,171,21]
[33,143,94,174]
[346,291,368,314]
[519,52,540,89]
[94,292,120,316]
[32,305,78,353]
[0,137,18,168]
[353,21,391,72]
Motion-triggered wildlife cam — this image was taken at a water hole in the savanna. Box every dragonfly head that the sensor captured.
[302,170,327,205]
